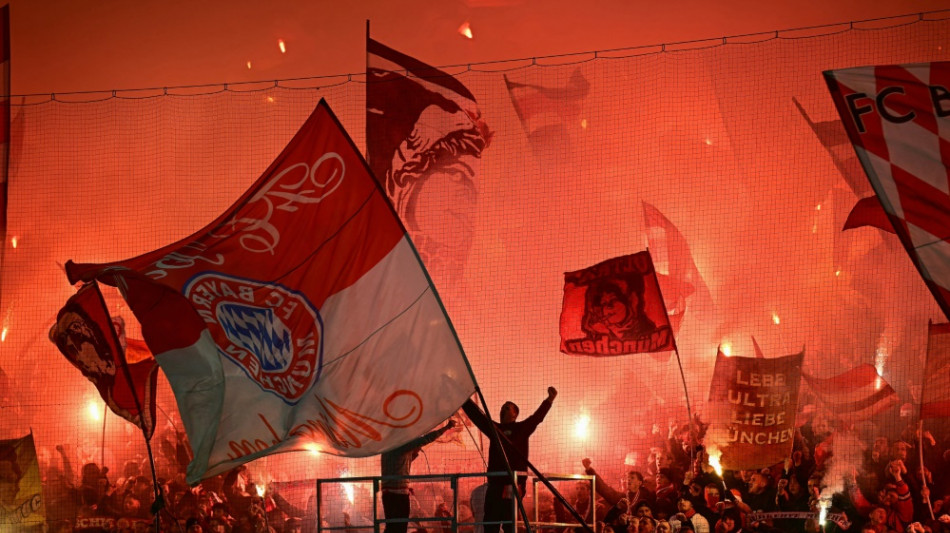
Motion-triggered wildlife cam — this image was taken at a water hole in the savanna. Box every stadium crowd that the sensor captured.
[26,412,950,533]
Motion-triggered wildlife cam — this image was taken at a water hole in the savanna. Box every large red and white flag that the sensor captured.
[366,38,490,287]
[921,321,950,419]
[825,62,950,320]
[65,101,476,483]
[560,251,674,356]
[802,364,899,421]
[49,281,158,438]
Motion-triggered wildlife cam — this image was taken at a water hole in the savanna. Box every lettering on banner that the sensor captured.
[226,389,423,460]
[145,151,346,279]
[0,493,43,525]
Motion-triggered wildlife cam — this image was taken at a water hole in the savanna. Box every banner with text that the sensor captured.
[706,349,804,470]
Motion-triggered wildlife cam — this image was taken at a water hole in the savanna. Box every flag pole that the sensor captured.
[360,32,545,533]
[101,277,164,533]
[646,248,695,466]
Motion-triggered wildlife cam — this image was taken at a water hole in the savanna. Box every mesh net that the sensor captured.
[2,12,950,532]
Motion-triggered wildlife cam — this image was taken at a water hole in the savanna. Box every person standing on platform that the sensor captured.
[462,387,558,533]
[381,420,457,533]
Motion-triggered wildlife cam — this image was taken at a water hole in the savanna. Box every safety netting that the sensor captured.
[2,11,950,533]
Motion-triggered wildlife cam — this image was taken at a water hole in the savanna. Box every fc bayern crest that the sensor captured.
[184,272,324,404]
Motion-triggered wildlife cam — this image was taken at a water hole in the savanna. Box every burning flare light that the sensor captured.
[707,446,723,476]
[818,498,831,525]
[573,413,591,440]
[278,39,286,53]
[458,22,473,39]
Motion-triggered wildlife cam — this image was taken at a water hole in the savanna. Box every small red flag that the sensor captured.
[49,281,158,438]
[560,251,674,356]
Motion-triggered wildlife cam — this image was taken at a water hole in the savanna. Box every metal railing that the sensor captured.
[315,472,595,533]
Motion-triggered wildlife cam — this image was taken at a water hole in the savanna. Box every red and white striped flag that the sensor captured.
[802,364,899,420]
[825,62,950,320]
[65,101,476,483]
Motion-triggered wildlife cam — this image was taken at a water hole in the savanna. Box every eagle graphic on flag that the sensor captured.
[64,100,476,483]
[366,38,491,288]
[560,251,674,356]
[824,61,950,320]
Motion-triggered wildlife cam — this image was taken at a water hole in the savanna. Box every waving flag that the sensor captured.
[825,61,950,320]
[0,433,45,527]
[793,97,873,197]
[65,101,476,483]
[802,364,899,421]
[843,195,894,233]
[49,281,158,438]
[642,202,714,334]
[366,37,490,287]
[505,68,589,157]
[560,251,674,356]
[921,322,950,419]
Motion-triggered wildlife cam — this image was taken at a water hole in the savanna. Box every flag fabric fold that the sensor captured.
[64,100,476,483]
[366,37,490,286]
[843,195,895,233]
[504,68,589,157]
[560,251,674,356]
[824,61,950,320]
[921,322,950,419]
[802,364,899,420]
[49,281,158,439]
[642,201,714,334]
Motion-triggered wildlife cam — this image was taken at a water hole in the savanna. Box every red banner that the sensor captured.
[48,281,158,438]
[560,251,674,356]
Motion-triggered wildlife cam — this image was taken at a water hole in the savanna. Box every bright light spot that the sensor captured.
[704,137,712,145]
[246,61,252,69]
[835,269,841,277]
[255,484,266,498]
[342,481,354,504]
[87,401,102,422]
[818,498,830,525]
[278,39,286,53]
[266,96,275,103]
[707,447,723,476]
[721,343,732,357]
[10,236,16,248]
[580,118,588,129]
[458,22,473,39]
[573,414,590,440]
[1,328,6,342]
[816,204,821,211]
[305,443,321,456]
[772,313,780,325]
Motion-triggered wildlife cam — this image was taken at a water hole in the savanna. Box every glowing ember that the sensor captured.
[1,327,6,342]
[721,343,732,357]
[816,204,821,211]
[580,118,588,129]
[246,61,252,69]
[704,137,712,145]
[278,39,286,53]
[458,22,473,39]
[10,236,16,248]
[305,443,321,456]
[772,313,780,325]
[87,400,102,422]
[573,413,590,440]
[255,483,266,498]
